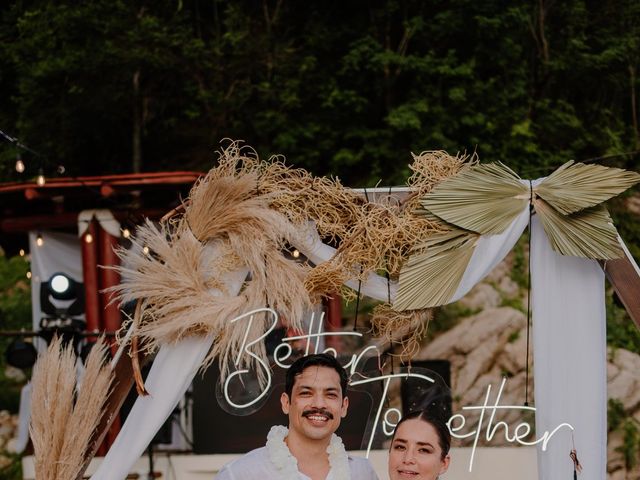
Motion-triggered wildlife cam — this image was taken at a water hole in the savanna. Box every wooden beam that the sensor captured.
[601,250,640,330]
[0,208,168,232]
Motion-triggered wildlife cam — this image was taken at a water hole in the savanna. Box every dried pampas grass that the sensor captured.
[302,150,469,297]
[112,141,471,387]
[30,337,112,480]
[30,337,75,480]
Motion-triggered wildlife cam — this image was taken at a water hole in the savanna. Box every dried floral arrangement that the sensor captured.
[111,141,468,383]
[112,140,640,386]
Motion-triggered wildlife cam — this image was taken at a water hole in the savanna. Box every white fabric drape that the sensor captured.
[94,186,607,480]
[77,209,122,238]
[531,217,606,480]
[451,207,531,302]
[90,336,215,480]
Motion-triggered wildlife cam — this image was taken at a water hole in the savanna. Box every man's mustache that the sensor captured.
[302,408,334,420]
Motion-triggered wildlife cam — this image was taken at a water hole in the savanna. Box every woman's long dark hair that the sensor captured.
[391,409,451,461]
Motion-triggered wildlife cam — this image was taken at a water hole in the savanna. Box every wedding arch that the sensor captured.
[30,141,640,480]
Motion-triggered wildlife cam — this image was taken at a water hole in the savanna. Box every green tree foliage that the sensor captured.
[0,0,638,184]
[0,250,31,412]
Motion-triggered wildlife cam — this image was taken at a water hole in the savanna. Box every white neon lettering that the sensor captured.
[220,309,575,473]
[364,376,391,457]
[383,408,401,436]
[273,342,293,368]
[450,377,575,471]
[224,308,278,408]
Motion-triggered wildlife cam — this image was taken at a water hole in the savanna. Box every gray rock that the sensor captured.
[459,283,501,311]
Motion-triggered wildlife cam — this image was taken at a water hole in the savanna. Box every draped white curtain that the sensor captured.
[530,217,606,480]
[93,184,608,480]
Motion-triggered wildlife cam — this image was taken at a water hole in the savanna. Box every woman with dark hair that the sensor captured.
[388,410,451,480]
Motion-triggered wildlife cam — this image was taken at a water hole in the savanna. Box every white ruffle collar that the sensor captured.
[266,425,351,480]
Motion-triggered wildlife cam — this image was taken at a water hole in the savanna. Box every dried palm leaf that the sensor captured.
[534,200,623,259]
[395,229,479,310]
[535,161,640,215]
[421,162,529,235]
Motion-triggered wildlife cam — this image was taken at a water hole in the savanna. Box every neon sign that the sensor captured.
[222,308,574,471]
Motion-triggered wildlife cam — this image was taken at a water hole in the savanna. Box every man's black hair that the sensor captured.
[284,353,349,398]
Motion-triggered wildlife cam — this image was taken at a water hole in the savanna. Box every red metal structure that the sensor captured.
[0,171,203,449]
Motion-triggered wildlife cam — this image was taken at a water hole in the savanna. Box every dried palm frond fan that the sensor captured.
[396,160,640,310]
[112,141,468,392]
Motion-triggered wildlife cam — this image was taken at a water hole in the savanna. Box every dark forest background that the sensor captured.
[0,2,639,474]
[0,0,639,376]
[0,0,639,184]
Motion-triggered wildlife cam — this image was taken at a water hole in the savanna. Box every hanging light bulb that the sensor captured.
[19,248,25,257]
[122,228,131,239]
[15,154,25,173]
[26,271,32,280]
[292,249,301,259]
[85,233,94,244]
[35,234,44,247]
[36,169,45,186]
[142,246,150,255]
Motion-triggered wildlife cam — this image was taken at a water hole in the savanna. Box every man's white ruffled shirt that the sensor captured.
[215,425,378,479]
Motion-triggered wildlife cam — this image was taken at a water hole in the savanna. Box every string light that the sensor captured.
[19,248,25,257]
[292,249,301,258]
[142,246,150,255]
[85,233,94,244]
[122,228,131,239]
[35,234,44,247]
[0,129,65,182]
[26,271,32,280]
[36,169,45,186]
[15,154,25,173]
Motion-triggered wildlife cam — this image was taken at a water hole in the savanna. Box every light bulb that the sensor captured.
[36,170,45,186]
[26,271,32,280]
[143,246,150,255]
[122,228,131,239]
[292,249,300,258]
[19,248,25,257]
[85,233,93,244]
[35,234,44,247]
[15,158,25,173]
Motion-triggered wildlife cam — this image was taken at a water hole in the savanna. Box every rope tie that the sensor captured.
[524,180,533,406]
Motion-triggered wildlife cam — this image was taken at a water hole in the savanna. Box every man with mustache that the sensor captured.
[216,353,378,479]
